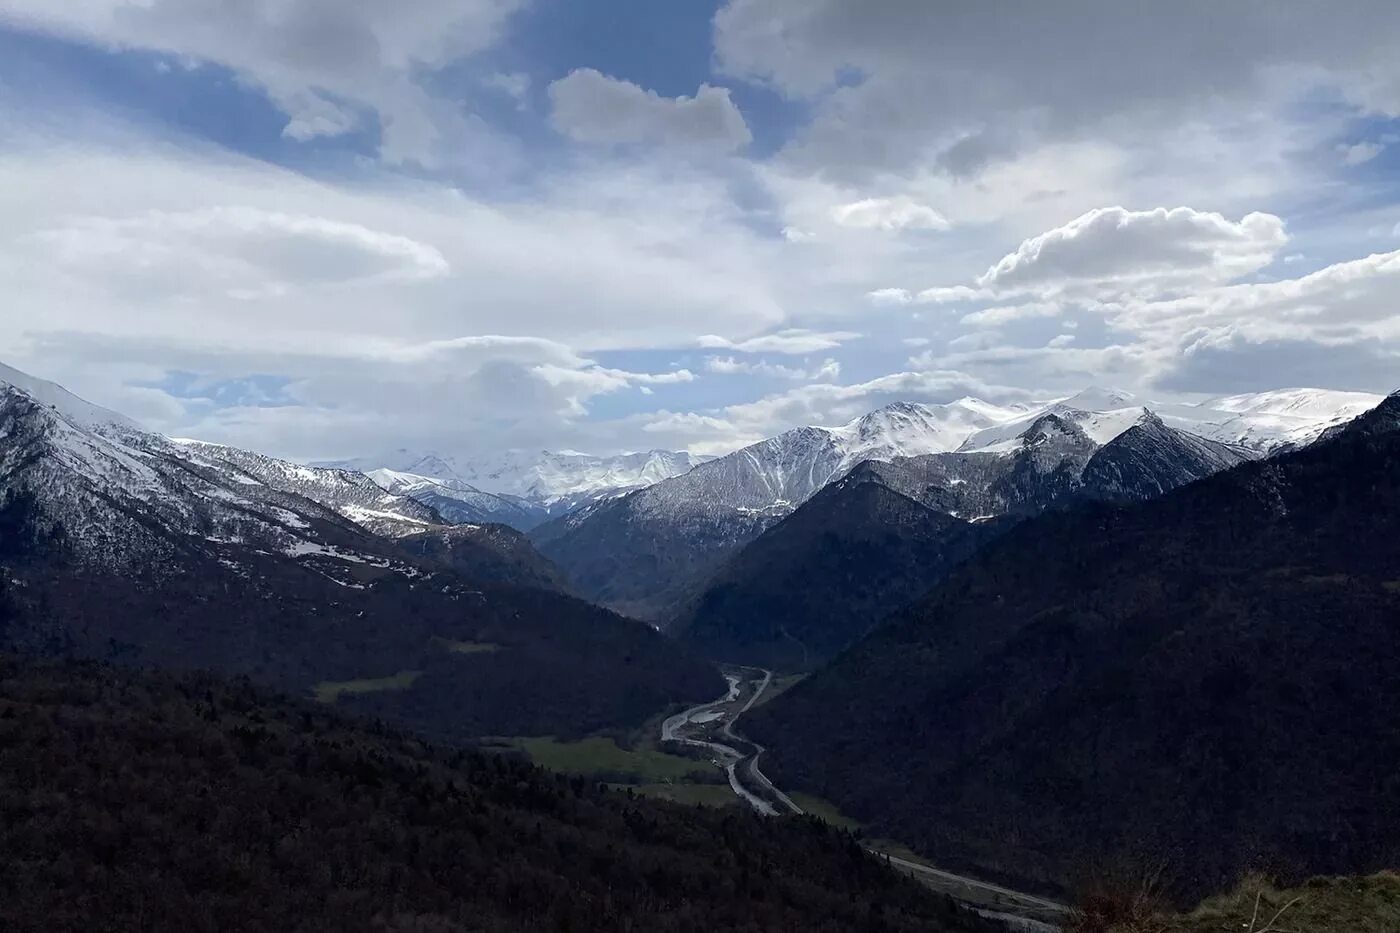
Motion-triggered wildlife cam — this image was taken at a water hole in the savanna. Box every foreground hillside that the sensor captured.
[1078,873,1400,933]
[749,392,1400,901]
[0,657,997,933]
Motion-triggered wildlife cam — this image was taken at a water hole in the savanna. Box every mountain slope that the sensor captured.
[675,414,1251,668]
[673,472,995,670]
[328,448,706,521]
[0,656,998,933]
[747,391,1400,901]
[0,370,720,739]
[532,400,1028,619]
[171,439,442,537]
[535,389,1360,620]
[369,468,547,530]
[396,522,571,593]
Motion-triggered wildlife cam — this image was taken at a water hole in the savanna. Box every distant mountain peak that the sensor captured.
[0,362,139,433]
[1057,385,1141,411]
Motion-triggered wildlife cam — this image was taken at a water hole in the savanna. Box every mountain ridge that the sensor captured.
[746,390,1400,901]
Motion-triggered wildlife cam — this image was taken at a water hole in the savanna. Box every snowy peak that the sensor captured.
[367,467,547,530]
[1205,387,1382,421]
[0,384,390,575]
[832,398,1027,466]
[325,448,703,513]
[0,362,139,433]
[168,439,440,538]
[1057,386,1142,411]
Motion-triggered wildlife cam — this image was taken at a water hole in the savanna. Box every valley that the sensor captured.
[662,664,1069,928]
[3,357,1399,931]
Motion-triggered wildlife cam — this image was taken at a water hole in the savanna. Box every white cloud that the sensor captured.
[1341,141,1384,165]
[547,69,752,151]
[0,127,802,458]
[831,196,949,232]
[959,302,1062,327]
[484,71,532,110]
[705,356,840,381]
[31,207,450,300]
[976,206,1287,296]
[868,285,989,306]
[662,369,1037,448]
[697,329,860,354]
[713,0,1400,183]
[0,0,525,162]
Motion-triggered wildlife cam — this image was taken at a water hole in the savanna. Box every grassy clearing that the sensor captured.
[314,670,421,704]
[1140,873,1400,933]
[434,638,504,655]
[1300,573,1352,586]
[791,792,862,831]
[1383,580,1400,593]
[752,673,807,708]
[505,736,717,783]
[613,783,739,808]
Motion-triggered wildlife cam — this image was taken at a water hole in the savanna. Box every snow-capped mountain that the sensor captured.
[0,382,404,578]
[671,409,1261,667]
[328,449,704,511]
[958,386,1383,455]
[0,361,139,432]
[367,468,548,531]
[0,363,717,744]
[531,386,1379,620]
[0,364,561,581]
[168,439,440,538]
[866,409,1253,522]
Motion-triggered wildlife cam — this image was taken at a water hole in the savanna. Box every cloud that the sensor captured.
[0,126,805,458]
[705,356,840,381]
[976,206,1287,296]
[31,207,450,300]
[713,0,1400,183]
[1340,141,1384,165]
[959,302,1062,327]
[0,0,525,162]
[868,285,988,306]
[697,329,860,354]
[547,69,752,151]
[484,71,532,110]
[831,196,949,232]
[677,369,1037,444]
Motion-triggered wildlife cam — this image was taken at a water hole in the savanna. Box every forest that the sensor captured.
[0,655,999,933]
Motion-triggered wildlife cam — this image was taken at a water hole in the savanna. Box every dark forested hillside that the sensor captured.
[0,549,719,741]
[748,393,1400,902]
[530,491,779,621]
[0,484,720,740]
[0,656,998,933]
[673,471,996,670]
[675,414,1245,671]
[0,379,722,740]
[397,522,572,594]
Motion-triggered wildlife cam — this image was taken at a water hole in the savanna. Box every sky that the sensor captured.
[2,1,1400,461]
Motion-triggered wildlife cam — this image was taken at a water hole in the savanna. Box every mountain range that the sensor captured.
[322,448,706,529]
[673,408,1254,669]
[531,387,1379,621]
[747,390,1400,901]
[5,355,1399,921]
[0,363,719,741]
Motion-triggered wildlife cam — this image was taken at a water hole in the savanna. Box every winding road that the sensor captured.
[661,666,1069,929]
